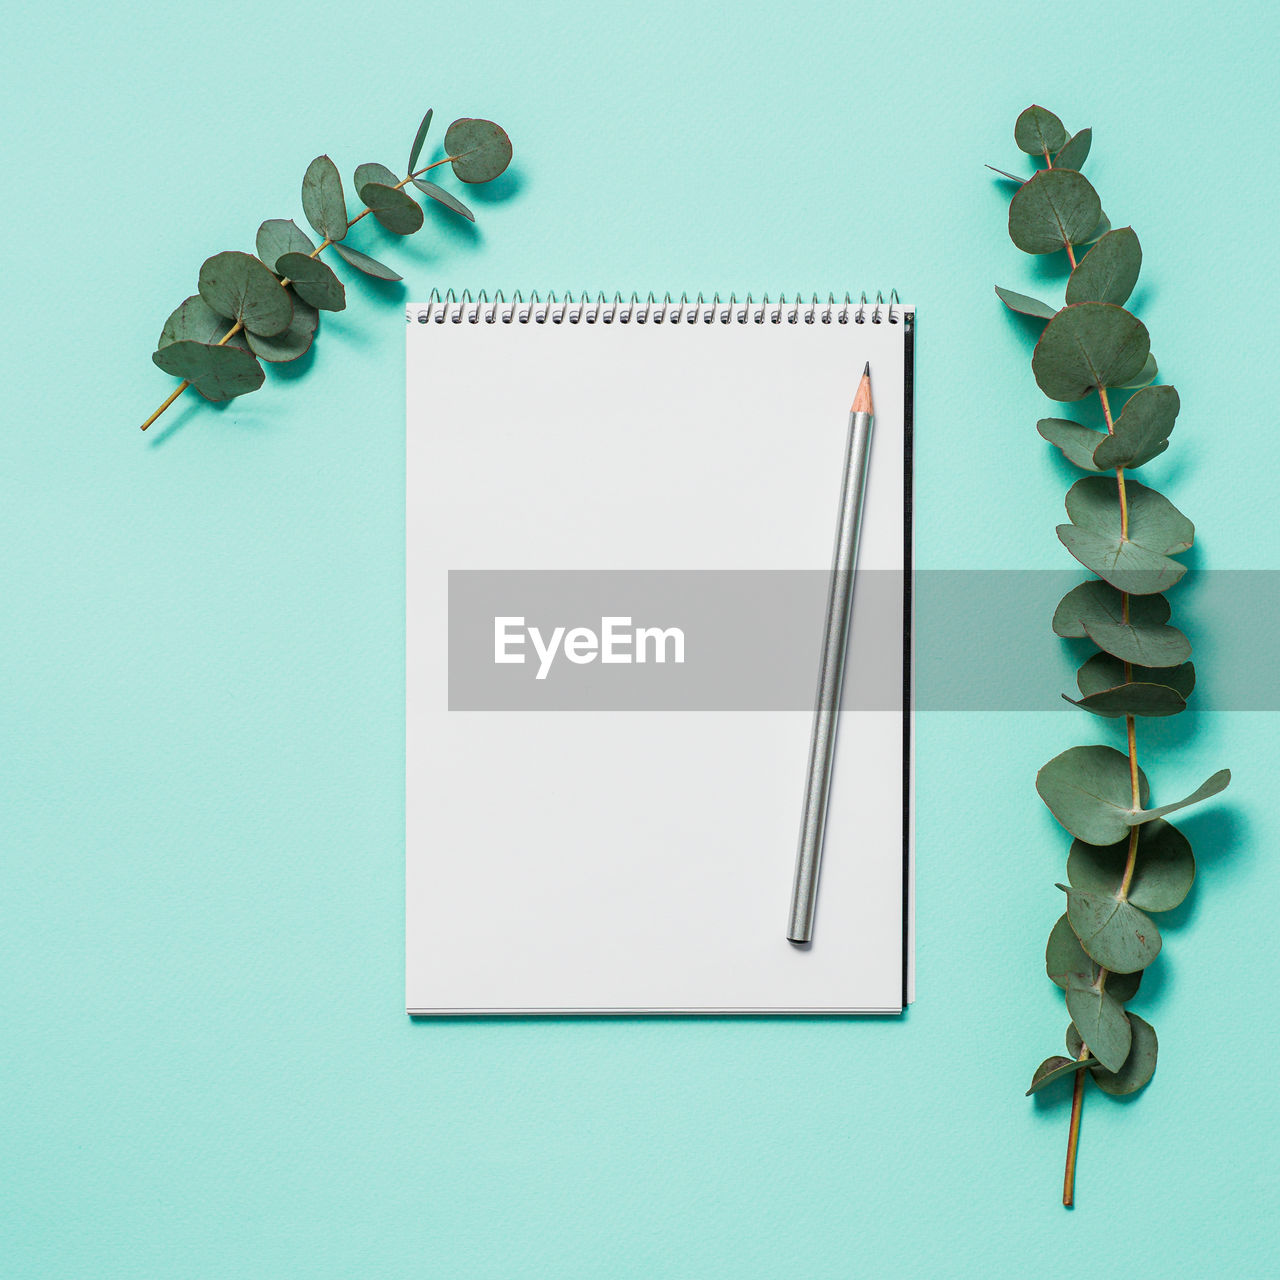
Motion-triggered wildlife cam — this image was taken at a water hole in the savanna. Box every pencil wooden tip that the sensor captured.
[851,364,873,415]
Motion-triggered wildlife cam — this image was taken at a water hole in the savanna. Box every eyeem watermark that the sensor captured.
[448,569,1274,710]
[494,615,686,680]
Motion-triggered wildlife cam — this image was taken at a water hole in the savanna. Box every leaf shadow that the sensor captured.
[1095,1076,1151,1110]
[995,307,1050,347]
[1127,282,1159,313]
[420,201,482,252]
[1030,1066,1078,1117]
[351,207,475,273]
[265,340,319,384]
[311,280,408,352]
[1122,807,1244,1018]
[1025,251,1073,291]
[465,164,524,204]
[145,386,231,448]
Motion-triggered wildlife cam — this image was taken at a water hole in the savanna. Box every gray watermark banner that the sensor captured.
[445,570,1268,711]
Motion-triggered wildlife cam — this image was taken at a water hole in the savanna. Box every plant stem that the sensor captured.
[138,156,454,430]
[1098,382,1142,829]
[138,380,190,432]
[1060,378,1138,1206]
[1043,147,1079,268]
[1063,1044,1091,1206]
[1063,710,1139,1212]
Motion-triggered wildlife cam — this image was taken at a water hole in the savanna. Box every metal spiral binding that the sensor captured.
[406,290,901,326]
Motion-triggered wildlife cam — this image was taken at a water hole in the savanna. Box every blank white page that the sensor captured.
[407,296,913,1013]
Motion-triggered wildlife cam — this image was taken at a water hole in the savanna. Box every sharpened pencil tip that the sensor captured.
[851,363,873,415]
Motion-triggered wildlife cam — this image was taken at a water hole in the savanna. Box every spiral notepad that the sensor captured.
[406,292,915,1014]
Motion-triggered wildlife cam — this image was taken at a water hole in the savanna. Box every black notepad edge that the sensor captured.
[901,310,915,1010]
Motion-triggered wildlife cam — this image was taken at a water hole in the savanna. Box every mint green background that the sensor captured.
[3,1,1276,1274]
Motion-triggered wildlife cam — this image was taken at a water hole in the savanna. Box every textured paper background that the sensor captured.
[1,0,1273,1274]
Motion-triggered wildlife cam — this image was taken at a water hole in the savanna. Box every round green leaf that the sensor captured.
[1066,647,1192,718]
[1032,303,1150,400]
[256,218,315,272]
[197,251,293,338]
[1037,418,1105,470]
[1065,475,1193,554]
[1077,653,1195,700]
[1118,353,1158,389]
[1068,819,1195,913]
[412,177,475,222]
[1093,385,1180,470]
[1065,973,1131,1072]
[152,339,264,402]
[1066,227,1142,306]
[408,108,433,172]
[275,252,346,312]
[1082,211,1111,245]
[1054,128,1092,170]
[359,182,424,235]
[1109,967,1141,1002]
[1026,1054,1094,1096]
[1036,745,1149,845]
[1053,581,1191,666]
[1046,913,1140,1000]
[1043,764,1230,853]
[1015,104,1068,156]
[1065,682,1186,718]
[332,242,403,281]
[158,294,240,348]
[1061,883,1162,974]
[1130,770,1231,827]
[1057,476,1193,597]
[355,161,400,193]
[1047,912,1088,989]
[1053,579,1169,637]
[1009,169,1102,255]
[1057,524,1187,596]
[1067,1003,1145,1058]
[245,295,318,363]
[995,286,1057,321]
[1089,1013,1157,1095]
[444,117,513,183]
[301,155,348,243]
[1082,616,1191,667]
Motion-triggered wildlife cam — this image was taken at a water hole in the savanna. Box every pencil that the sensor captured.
[787,363,875,944]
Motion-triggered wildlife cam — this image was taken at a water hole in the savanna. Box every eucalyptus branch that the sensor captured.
[140,113,511,431]
[992,104,1231,1205]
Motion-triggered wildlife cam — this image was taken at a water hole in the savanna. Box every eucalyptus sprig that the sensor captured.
[139,111,512,430]
[991,104,1230,1206]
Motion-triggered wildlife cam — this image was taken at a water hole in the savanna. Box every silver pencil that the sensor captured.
[788,364,875,944]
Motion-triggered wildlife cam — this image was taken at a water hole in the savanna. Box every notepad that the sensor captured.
[406,293,914,1014]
